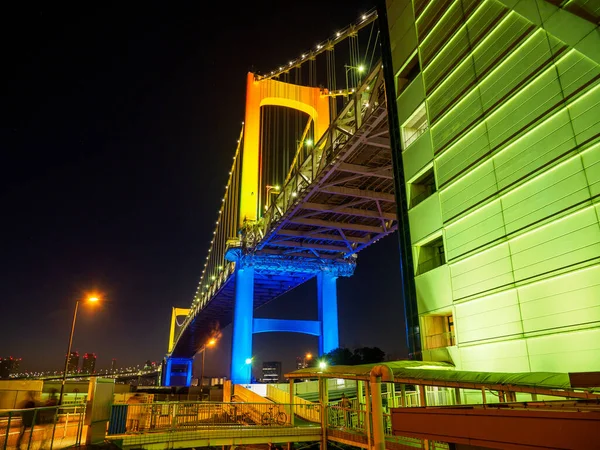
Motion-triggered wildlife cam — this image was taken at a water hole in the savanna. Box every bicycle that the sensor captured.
[261,405,288,426]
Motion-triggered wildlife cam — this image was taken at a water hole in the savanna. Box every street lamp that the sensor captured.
[304,352,313,368]
[199,338,217,387]
[59,295,100,405]
[265,185,281,211]
[344,64,366,93]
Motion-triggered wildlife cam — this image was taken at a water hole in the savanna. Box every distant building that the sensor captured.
[67,352,79,373]
[111,358,117,371]
[0,357,21,378]
[81,353,96,373]
[262,361,282,383]
[296,353,313,370]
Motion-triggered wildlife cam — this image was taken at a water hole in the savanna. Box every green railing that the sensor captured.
[107,401,311,435]
[0,404,86,450]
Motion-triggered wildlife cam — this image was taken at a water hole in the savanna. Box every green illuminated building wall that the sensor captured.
[382,0,600,372]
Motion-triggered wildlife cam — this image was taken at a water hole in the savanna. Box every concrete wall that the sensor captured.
[0,380,43,409]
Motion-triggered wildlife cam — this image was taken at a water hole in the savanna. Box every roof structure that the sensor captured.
[285,360,600,399]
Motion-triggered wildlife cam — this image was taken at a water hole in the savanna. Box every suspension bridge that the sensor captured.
[165,9,399,385]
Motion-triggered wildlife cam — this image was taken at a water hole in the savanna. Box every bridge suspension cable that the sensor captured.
[192,125,244,313]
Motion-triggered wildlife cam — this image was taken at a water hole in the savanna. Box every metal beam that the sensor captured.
[337,162,393,179]
[269,240,348,252]
[301,202,396,220]
[289,217,383,233]
[362,135,390,148]
[318,186,396,202]
[258,249,343,260]
[277,229,369,243]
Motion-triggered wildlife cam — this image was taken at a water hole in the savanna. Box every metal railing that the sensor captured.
[107,402,307,435]
[266,385,321,423]
[325,404,425,449]
[0,404,86,450]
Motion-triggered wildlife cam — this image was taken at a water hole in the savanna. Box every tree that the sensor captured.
[323,347,359,365]
[323,346,386,366]
[353,347,386,364]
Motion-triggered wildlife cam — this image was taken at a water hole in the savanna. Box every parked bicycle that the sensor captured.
[261,405,288,426]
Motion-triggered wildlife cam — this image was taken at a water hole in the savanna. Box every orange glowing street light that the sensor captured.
[59,295,101,405]
[199,337,218,387]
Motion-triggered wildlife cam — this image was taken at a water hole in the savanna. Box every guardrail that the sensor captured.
[107,402,305,435]
[0,404,86,450]
[266,385,321,423]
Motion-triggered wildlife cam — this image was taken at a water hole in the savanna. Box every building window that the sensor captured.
[396,52,420,97]
[401,102,428,149]
[422,313,456,350]
[416,235,445,275]
[409,165,436,208]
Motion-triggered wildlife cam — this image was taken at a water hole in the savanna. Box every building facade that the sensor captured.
[0,357,21,378]
[262,361,282,383]
[381,0,600,372]
[81,353,96,373]
[67,351,79,373]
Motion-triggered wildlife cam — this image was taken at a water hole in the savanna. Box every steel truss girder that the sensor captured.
[226,248,356,277]
[300,201,396,220]
[337,162,393,179]
[318,185,396,202]
[276,229,370,244]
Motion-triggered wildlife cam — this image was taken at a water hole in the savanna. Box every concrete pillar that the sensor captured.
[231,266,254,384]
[317,271,339,355]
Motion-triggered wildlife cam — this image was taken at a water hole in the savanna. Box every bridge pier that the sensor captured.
[163,357,193,387]
[231,265,255,385]
[224,249,355,384]
[317,270,339,356]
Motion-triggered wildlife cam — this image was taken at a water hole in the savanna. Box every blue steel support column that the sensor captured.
[163,357,193,387]
[317,270,339,355]
[231,265,255,384]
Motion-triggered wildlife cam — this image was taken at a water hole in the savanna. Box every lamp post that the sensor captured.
[304,352,313,368]
[264,185,281,211]
[344,64,366,93]
[59,295,99,405]
[199,338,217,387]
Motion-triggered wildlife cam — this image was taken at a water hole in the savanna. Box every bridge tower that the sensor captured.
[228,74,345,385]
[163,307,192,386]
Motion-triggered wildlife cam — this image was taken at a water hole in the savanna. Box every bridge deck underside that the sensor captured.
[172,271,314,357]
[258,105,395,260]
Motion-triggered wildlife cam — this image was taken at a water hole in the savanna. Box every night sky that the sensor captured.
[1,1,408,377]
